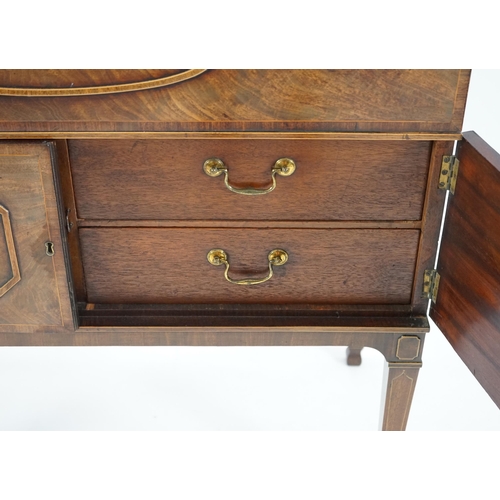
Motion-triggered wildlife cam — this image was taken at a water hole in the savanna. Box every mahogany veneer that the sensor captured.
[1,69,498,430]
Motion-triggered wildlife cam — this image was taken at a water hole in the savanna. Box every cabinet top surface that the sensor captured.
[0,69,470,135]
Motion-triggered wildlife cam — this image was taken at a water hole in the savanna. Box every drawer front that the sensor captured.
[69,139,431,221]
[79,228,420,305]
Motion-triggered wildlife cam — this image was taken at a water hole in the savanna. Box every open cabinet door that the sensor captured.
[430,131,500,408]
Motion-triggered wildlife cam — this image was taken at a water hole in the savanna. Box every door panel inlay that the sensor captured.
[0,204,21,298]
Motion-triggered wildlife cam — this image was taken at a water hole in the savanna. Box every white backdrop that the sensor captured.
[0,70,499,431]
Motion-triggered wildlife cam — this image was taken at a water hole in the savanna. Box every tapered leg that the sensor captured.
[346,347,363,366]
[380,362,421,431]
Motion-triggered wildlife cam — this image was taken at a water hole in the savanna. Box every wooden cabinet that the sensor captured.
[0,69,498,430]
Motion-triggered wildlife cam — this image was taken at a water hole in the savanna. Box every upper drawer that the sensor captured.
[69,139,431,221]
[0,70,470,133]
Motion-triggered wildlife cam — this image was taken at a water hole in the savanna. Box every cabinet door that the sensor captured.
[0,142,75,334]
[430,131,500,407]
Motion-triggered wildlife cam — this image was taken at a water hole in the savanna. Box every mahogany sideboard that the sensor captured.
[1,69,499,430]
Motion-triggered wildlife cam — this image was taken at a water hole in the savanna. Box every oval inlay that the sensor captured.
[0,69,207,97]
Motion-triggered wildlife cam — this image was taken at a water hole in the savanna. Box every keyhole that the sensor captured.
[45,241,55,257]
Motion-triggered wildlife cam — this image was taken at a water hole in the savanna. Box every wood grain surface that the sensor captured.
[431,132,500,408]
[69,139,431,221]
[0,70,470,133]
[0,142,74,331]
[79,228,420,305]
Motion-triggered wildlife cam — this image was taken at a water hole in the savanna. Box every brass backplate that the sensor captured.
[207,249,228,265]
[274,158,296,176]
[268,249,288,265]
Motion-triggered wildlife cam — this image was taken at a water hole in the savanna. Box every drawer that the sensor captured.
[79,228,420,305]
[69,139,431,221]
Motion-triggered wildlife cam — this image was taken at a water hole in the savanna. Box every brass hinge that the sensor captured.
[439,155,460,194]
[422,269,440,303]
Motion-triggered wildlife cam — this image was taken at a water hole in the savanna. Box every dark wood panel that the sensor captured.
[0,142,75,331]
[78,312,424,330]
[0,70,470,133]
[69,139,431,221]
[431,132,500,408]
[54,140,87,303]
[78,302,416,317]
[79,228,420,305]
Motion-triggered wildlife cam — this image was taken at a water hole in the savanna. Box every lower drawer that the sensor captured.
[79,228,420,305]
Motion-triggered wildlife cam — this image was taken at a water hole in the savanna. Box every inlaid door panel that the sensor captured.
[0,142,75,333]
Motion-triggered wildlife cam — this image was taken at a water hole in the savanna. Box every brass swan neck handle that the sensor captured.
[203,158,296,196]
[207,249,288,285]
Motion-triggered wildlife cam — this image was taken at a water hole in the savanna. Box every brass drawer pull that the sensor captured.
[207,248,288,285]
[203,158,296,195]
